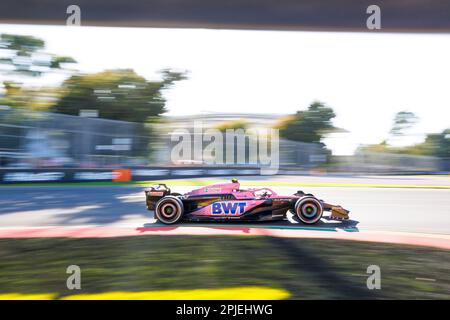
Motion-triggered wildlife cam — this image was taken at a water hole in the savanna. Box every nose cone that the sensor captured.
[330,206,350,220]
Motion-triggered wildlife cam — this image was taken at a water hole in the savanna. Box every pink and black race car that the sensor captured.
[145,179,350,224]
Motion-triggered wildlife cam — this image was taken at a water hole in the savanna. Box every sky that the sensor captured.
[0,24,449,155]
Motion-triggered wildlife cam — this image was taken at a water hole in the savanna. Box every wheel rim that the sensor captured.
[160,203,177,219]
[302,203,318,218]
[296,197,323,224]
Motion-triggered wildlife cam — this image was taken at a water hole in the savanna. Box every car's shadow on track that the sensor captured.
[142,211,360,232]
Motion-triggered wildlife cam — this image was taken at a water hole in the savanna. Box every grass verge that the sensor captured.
[0,236,449,299]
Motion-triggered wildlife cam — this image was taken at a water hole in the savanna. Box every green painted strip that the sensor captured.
[267,225,338,232]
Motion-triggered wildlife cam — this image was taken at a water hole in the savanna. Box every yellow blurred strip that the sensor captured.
[0,293,56,300]
[61,286,290,300]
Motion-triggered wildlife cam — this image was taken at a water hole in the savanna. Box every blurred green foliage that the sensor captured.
[421,129,450,158]
[215,119,249,132]
[0,33,75,113]
[0,33,189,161]
[53,69,187,123]
[0,34,76,77]
[359,129,449,158]
[358,111,448,158]
[0,81,60,111]
[276,101,336,143]
[390,111,419,136]
[0,236,448,299]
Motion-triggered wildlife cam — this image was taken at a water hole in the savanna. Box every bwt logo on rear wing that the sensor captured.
[212,202,247,215]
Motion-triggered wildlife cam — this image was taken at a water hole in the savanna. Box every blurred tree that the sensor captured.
[160,69,189,87]
[0,81,60,111]
[0,34,76,114]
[358,129,449,158]
[53,69,187,122]
[418,129,450,158]
[390,111,418,136]
[0,81,24,108]
[0,33,76,77]
[276,101,336,143]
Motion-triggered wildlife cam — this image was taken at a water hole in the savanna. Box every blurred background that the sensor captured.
[0,25,449,178]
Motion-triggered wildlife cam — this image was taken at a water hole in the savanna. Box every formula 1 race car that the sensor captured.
[145,179,350,224]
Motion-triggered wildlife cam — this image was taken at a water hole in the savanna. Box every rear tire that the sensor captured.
[155,196,184,224]
[295,196,323,224]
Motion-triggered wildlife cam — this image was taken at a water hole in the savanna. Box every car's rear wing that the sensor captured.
[145,184,171,210]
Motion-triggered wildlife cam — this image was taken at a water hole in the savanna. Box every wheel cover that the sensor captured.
[161,203,177,219]
[302,203,318,218]
[295,197,323,224]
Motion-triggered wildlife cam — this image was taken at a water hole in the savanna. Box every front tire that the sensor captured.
[155,196,184,224]
[294,196,323,224]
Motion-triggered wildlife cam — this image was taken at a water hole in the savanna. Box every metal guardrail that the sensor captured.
[1,165,448,184]
[0,167,266,183]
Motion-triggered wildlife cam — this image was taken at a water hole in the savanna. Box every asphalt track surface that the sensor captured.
[0,185,449,235]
